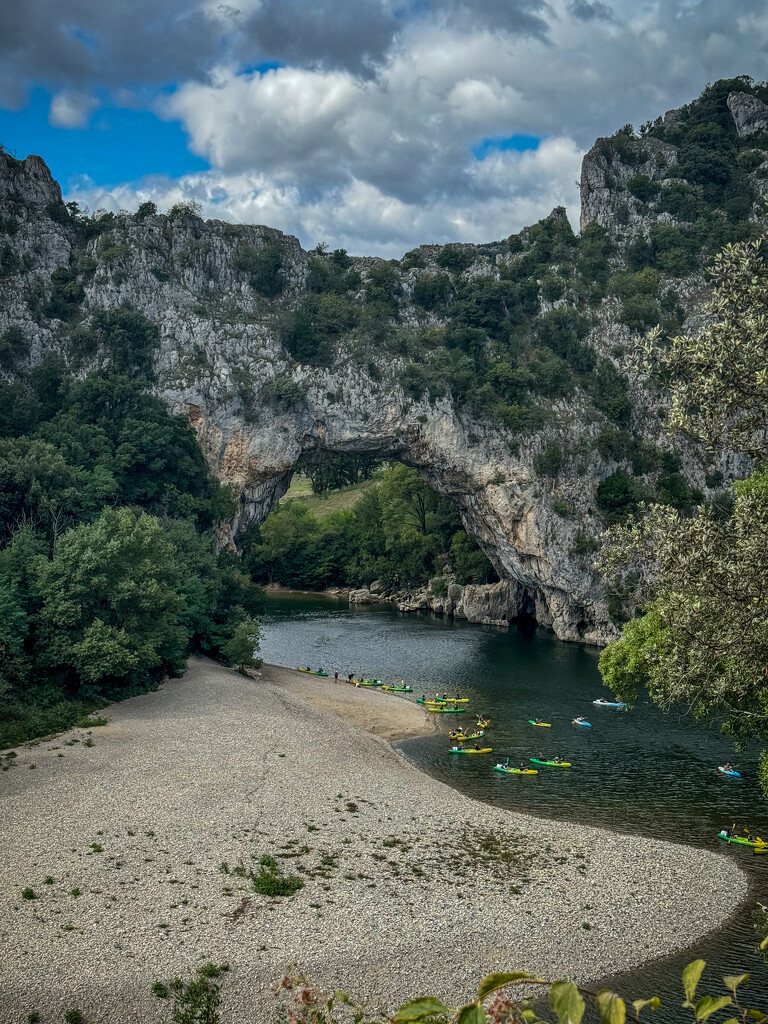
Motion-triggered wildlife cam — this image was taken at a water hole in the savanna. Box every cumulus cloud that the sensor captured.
[10,0,768,253]
[48,90,99,128]
[64,135,583,256]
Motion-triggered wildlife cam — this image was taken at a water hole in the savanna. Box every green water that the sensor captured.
[261,594,768,1016]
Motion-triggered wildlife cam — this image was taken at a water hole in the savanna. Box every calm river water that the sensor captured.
[260,594,768,1017]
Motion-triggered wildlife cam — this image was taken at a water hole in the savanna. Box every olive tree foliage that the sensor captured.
[642,237,768,460]
[599,472,768,746]
[599,232,768,776]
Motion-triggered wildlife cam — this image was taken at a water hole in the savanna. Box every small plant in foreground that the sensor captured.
[64,1010,84,1024]
[27,1013,40,1023]
[70,888,81,898]
[44,876,54,884]
[21,887,36,900]
[154,963,229,1023]
[252,856,304,898]
[272,959,763,1024]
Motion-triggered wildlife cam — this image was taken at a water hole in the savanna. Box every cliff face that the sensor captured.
[0,86,760,644]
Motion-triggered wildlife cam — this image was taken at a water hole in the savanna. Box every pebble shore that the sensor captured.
[0,657,747,1023]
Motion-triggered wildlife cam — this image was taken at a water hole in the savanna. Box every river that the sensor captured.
[260,593,768,1017]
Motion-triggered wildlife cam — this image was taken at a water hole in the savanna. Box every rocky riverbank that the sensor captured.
[0,658,747,1023]
[269,576,538,630]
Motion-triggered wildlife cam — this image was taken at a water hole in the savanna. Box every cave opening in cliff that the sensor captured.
[239,446,511,613]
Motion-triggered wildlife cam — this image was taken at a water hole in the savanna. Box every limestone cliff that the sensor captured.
[0,82,763,645]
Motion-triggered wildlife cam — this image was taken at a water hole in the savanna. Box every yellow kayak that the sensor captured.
[449,747,493,754]
[528,720,551,727]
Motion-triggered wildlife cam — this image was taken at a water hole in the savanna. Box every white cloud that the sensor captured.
[39,0,768,252]
[48,90,99,128]
[64,135,582,256]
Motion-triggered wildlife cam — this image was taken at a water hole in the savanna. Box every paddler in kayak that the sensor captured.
[574,715,588,724]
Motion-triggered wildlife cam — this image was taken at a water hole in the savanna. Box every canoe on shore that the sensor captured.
[297,668,329,677]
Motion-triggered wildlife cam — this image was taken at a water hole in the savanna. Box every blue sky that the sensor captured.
[1,0,764,254]
[0,89,208,186]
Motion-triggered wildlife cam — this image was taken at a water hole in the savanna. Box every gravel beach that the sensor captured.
[0,657,747,1023]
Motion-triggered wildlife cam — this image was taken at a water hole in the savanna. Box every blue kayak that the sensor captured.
[718,766,741,777]
[592,699,627,708]
[572,719,592,727]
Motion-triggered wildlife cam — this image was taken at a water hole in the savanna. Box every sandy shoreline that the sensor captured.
[0,658,747,1023]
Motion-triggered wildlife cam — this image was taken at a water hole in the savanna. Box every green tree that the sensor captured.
[600,229,768,777]
[222,617,262,674]
[37,508,189,696]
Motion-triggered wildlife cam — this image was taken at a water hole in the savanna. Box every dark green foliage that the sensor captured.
[535,308,594,373]
[436,246,474,273]
[0,241,20,277]
[63,1011,84,1024]
[284,293,358,364]
[306,253,360,294]
[135,201,157,220]
[655,470,702,513]
[365,263,402,315]
[534,442,563,477]
[298,453,380,493]
[157,964,228,1024]
[626,174,660,202]
[619,294,660,332]
[596,470,646,523]
[0,324,30,369]
[412,273,452,311]
[592,360,632,426]
[262,374,306,411]
[572,529,599,555]
[69,309,159,378]
[236,242,284,296]
[45,201,70,224]
[44,266,84,321]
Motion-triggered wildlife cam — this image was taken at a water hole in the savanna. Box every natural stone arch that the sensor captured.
[177,370,611,646]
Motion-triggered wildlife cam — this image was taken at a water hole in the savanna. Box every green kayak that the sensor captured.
[529,758,571,768]
[717,831,766,848]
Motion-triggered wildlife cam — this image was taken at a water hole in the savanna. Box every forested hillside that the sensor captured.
[0,310,264,746]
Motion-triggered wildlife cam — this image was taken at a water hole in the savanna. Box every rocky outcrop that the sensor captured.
[579,135,677,235]
[727,91,768,138]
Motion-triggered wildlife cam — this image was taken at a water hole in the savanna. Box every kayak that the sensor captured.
[382,685,413,693]
[592,699,627,708]
[298,668,329,677]
[572,720,592,727]
[718,767,741,777]
[449,747,492,754]
[530,758,571,768]
[429,707,466,714]
[450,730,485,741]
[494,765,538,775]
[363,678,384,686]
[718,832,765,848]
[528,720,551,727]
[476,719,491,727]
